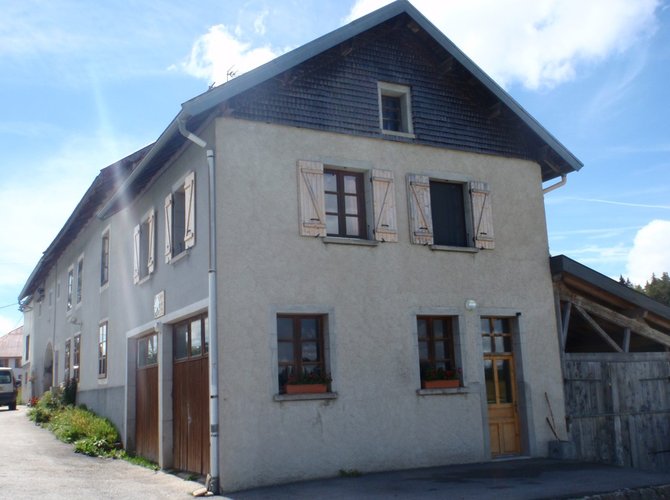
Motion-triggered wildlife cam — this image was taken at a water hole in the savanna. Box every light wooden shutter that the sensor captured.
[133,224,140,284]
[147,209,156,274]
[297,160,326,237]
[407,174,433,245]
[164,193,173,263]
[184,171,196,249]
[470,181,494,249]
[371,169,398,242]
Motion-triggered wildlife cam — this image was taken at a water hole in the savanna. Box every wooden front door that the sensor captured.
[482,317,521,457]
[173,315,210,476]
[136,334,159,462]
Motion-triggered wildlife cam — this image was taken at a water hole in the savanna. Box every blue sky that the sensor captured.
[1,0,669,335]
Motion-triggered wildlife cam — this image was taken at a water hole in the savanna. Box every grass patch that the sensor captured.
[26,390,158,470]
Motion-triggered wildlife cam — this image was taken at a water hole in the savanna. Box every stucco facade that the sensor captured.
[19,1,581,493]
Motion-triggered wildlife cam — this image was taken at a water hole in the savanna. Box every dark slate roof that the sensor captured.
[550,254,670,322]
[99,0,581,218]
[18,146,151,303]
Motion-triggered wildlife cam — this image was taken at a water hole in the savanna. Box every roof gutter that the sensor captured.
[542,174,567,195]
[177,119,220,495]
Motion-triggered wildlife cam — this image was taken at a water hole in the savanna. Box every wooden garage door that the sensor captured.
[173,315,209,475]
[136,334,158,462]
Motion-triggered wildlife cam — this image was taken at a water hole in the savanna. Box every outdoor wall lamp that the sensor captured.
[465,299,478,311]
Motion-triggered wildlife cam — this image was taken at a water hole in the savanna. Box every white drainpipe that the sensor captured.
[178,119,220,494]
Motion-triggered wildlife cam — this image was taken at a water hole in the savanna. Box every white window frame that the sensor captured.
[76,254,84,306]
[66,266,74,312]
[100,227,110,290]
[133,208,155,284]
[378,81,414,138]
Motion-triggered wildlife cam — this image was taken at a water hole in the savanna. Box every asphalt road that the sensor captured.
[0,406,205,499]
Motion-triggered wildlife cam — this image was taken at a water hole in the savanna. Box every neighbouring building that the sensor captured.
[19,1,583,492]
[0,326,23,370]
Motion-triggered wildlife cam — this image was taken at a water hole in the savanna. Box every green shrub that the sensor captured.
[27,390,63,424]
[48,406,120,449]
[61,378,77,406]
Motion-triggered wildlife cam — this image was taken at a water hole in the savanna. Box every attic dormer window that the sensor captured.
[378,82,414,137]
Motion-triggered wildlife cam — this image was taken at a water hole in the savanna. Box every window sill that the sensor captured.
[136,274,152,286]
[273,392,338,402]
[381,130,415,139]
[99,282,109,294]
[323,237,378,247]
[417,386,470,396]
[170,249,190,265]
[429,245,479,253]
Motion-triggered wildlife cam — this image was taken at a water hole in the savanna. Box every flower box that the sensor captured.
[422,379,459,389]
[285,383,328,395]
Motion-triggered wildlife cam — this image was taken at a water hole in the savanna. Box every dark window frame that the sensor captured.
[429,180,469,247]
[73,334,81,382]
[277,314,328,393]
[100,231,110,286]
[324,169,366,239]
[417,316,458,381]
[64,338,71,381]
[76,257,84,304]
[173,314,209,362]
[98,322,108,378]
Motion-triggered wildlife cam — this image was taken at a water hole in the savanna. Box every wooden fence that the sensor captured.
[564,352,670,471]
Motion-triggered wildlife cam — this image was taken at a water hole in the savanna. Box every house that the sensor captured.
[19,1,583,492]
[0,326,23,370]
[551,255,670,471]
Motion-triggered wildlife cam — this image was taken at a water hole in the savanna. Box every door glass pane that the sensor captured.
[482,334,492,353]
[344,175,357,194]
[300,318,318,340]
[497,359,513,403]
[174,323,188,360]
[484,359,495,404]
[147,334,158,365]
[277,317,293,340]
[191,319,202,356]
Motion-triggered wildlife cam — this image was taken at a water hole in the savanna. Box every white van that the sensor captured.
[0,367,17,411]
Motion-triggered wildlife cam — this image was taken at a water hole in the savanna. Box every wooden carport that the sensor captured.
[551,255,670,471]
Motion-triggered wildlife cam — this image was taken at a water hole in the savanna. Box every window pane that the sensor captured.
[494,319,508,333]
[324,171,337,192]
[417,319,427,339]
[301,342,318,362]
[174,323,188,359]
[344,175,358,194]
[434,340,446,360]
[481,318,491,334]
[345,216,358,236]
[497,360,513,403]
[326,214,339,235]
[344,195,358,215]
[484,359,495,403]
[203,317,209,354]
[191,319,202,356]
[325,193,338,213]
[429,181,467,247]
[278,343,293,363]
[173,190,186,255]
[300,318,318,340]
[433,319,444,339]
[418,340,428,360]
[277,317,293,340]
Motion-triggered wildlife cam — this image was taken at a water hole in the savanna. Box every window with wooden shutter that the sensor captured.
[371,169,397,242]
[297,160,326,237]
[164,194,173,263]
[470,181,494,249]
[147,209,155,274]
[407,174,433,245]
[133,224,141,284]
[184,171,196,249]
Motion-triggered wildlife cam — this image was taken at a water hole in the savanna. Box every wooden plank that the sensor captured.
[560,290,670,348]
[573,304,623,353]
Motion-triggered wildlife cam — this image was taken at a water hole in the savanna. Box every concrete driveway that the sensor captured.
[0,406,204,499]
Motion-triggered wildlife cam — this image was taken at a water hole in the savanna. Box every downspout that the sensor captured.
[542,175,567,195]
[178,118,220,494]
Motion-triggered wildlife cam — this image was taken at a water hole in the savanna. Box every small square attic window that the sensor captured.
[378,82,414,137]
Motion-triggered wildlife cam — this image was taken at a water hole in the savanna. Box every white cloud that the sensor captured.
[178,24,282,85]
[254,9,270,36]
[626,220,670,285]
[346,0,659,89]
